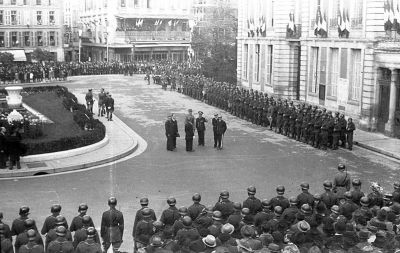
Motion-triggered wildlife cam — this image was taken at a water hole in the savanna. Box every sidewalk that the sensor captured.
[0,102,139,179]
[354,130,400,161]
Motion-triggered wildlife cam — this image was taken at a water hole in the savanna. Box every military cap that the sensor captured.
[391,203,400,214]
[192,193,201,202]
[140,198,149,206]
[338,164,346,170]
[247,186,256,195]
[78,203,88,211]
[289,196,298,204]
[262,199,271,208]
[220,190,229,199]
[167,197,176,206]
[352,179,361,186]
[56,226,67,236]
[334,221,346,234]
[212,211,223,221]
[198,111,203,115]
[218,115,222,118]
[178,206,188,215]
[274,206,283,216]
[360,196,370,206]
[86,227,96,238]
[300,182,310,190]
[276,185,285,194]
[108,197,117,205]
[188,109,192,112]
[19,206,30,216]
[323,180,333,189]
[55,215,66,225]
[24,218,36,229]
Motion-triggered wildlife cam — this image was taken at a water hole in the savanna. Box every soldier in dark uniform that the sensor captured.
[270,186,290,210]
[18,229,44,253]
[195,111,207,146]
[350,179,365,206]
[85,89,94,114]
[281,196,299,224]
[41,204,65,235]
[333,164,351,201]
[105,93,115,121]
[188,193,206,222]
[100,197,124,253]
[69,203,95,233]
[134,208,155,251]
[15,219,43,253]
[313,113,322,148]
[254,200,274,235]
[339,192,359,221]
[75,227,102,253]
[275,101,283,134]
[338,114,347,148]
[165,115,175,151]
[392,182,400,203]
[11,206,37,236]
[0,212,11,241]
[307,113,315,145]
[346,118,356,150]
[296,183,314,209]
[160,197,180,230]
[332,118,341,150]
[175,216,200,250]
[45,216,72,250]
[212,114,218,148]
[242,186,262,216]
[133,198,156,238]
[295,108,303,141]
[171,114,179,149]
[47,226,74,253]
[0,224,13,253]
[213,190,234,221]
[215,115,227,150]
[320,115,329,150]
[185,120,195,152]
[73,215,100,249]
[320,180,337,210]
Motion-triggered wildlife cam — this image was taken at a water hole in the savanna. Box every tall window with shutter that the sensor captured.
[11,11,17,25]
[309,47,319,93]
[37,11,42,25]
[0,10,3,25]
[349,49,361,101]
[265,45,273,86]
[243,44,248,80]
[327,48,339,97]
[0,32,4,47]
[49,11,55,25]
[254,44,260,83]
[23,31,30,46]
[37,31,43,46]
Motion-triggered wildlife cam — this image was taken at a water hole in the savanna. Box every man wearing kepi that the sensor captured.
[101,197,124,253]
[196,111,207,146]
[165,114,175,151]
[215,115,227,150]
[185,119,195,152]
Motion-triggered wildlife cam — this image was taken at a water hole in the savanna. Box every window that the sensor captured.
[0,0,3,4]
[11,0,16,5]
[319,47,327,86]
[266,45,273,85]
[37,11,42,25]
[340,48,348,79]
[121,0,125,7]
[11,31,18,47]
[37,31,43,46]
[243,44,248,80]
[49,31,55,46]
[134,0,139,7]
[49,11,55,25]
[254,44,260,82]
[0,32,4,47]
[329,0,339,28]
[36,0,41,5]
[48,0,51,5]
[23,0,27,5]
[349,49,361,101]
[0,10,3,25]
[309,47,319,93]
[351,0,363,27]
[327,48,339,97]
[11,11,17,25]
[23,31,30,46]
[147,0,151,8]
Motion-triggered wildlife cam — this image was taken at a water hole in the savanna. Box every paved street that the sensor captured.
[1,75,399,252]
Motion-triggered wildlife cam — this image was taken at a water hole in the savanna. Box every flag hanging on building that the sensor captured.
[319,12,328,37]
[314,6,320,36]
[384,0,393,31]
[337,9,344,37]
[287,12,295,35]
[395,2,400,33]
[168,20,172,26]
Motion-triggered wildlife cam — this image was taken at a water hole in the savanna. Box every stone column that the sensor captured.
[385,69,398,134]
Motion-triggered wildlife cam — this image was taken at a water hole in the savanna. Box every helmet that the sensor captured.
[276,185,285,194]
[301,204,312,215]
[220,190,229,199]
[182,216,192,227]
[192,193,201,202]
[241,208,250,216]
[262,199,271,208]
[82,215,91,225]
[19,206,30,216]
[141,208,152,217]
[140,198,149,206]
[352,179,361,186]
[108,197,117,206]
[360,196,370,206]
[314,194,322,201]
[55,215,66,226]
[338,164,346,171]
[24,218,36,229]
[178,207,188,216]
[212,211,223,221]
[300,183,310,190]
[55,226,66,236]
[78,203,88,212]
[51,204,62,213]
[247,186,256,195]
[323,180,333,189]
[233,202,242,210]
[331,205,340,214]
[344,191,352,200]
[289,196,298,205]
[150,235,163,247]
[153,221,164,229]
[167,197,176,206]
[27,229,36,240]
[274,206,283,216]
[86,227,96,237]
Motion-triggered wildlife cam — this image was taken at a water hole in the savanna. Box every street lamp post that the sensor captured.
[78,29,82,62]
[104,32,109,62]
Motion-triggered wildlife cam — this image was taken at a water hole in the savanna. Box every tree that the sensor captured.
[0,52,14,64]
[32,48,55,62]
[192,2,238,84]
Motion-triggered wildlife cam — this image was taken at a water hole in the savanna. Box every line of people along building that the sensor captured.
[1,166,400,253]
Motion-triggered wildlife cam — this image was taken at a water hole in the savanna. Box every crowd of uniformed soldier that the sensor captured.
[151,61,356,151]
[1,164,400,253]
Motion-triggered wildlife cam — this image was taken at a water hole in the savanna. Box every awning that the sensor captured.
[134,43,190,48]
[0,50,27,61]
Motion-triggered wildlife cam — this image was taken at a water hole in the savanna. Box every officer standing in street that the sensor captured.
[215,115,227,150]
[185,120,195,152]
[195,111,208,146]
[85,89,94,114]
[41,204,65,235]
[333,164,351,201]
[100,197,124,253]
[11,206,37,236]
[212,113,218,148]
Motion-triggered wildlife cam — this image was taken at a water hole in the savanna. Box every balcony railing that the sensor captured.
[116,31,190,42]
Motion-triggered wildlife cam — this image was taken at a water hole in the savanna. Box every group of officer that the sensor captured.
[85,88,115,121]
[151,61,357,151]
[2,165,400,253]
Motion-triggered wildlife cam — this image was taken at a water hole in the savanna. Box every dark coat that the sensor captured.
[215,119,227,135]
[185,122,195,139]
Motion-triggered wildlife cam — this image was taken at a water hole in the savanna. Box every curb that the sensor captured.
[0,115,139,178]
[354,141,400,161]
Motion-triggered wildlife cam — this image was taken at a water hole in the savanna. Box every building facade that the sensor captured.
[79,0,192,62]
[0,0,64,61]
[237,0,400,138]
[63,0,80,61]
